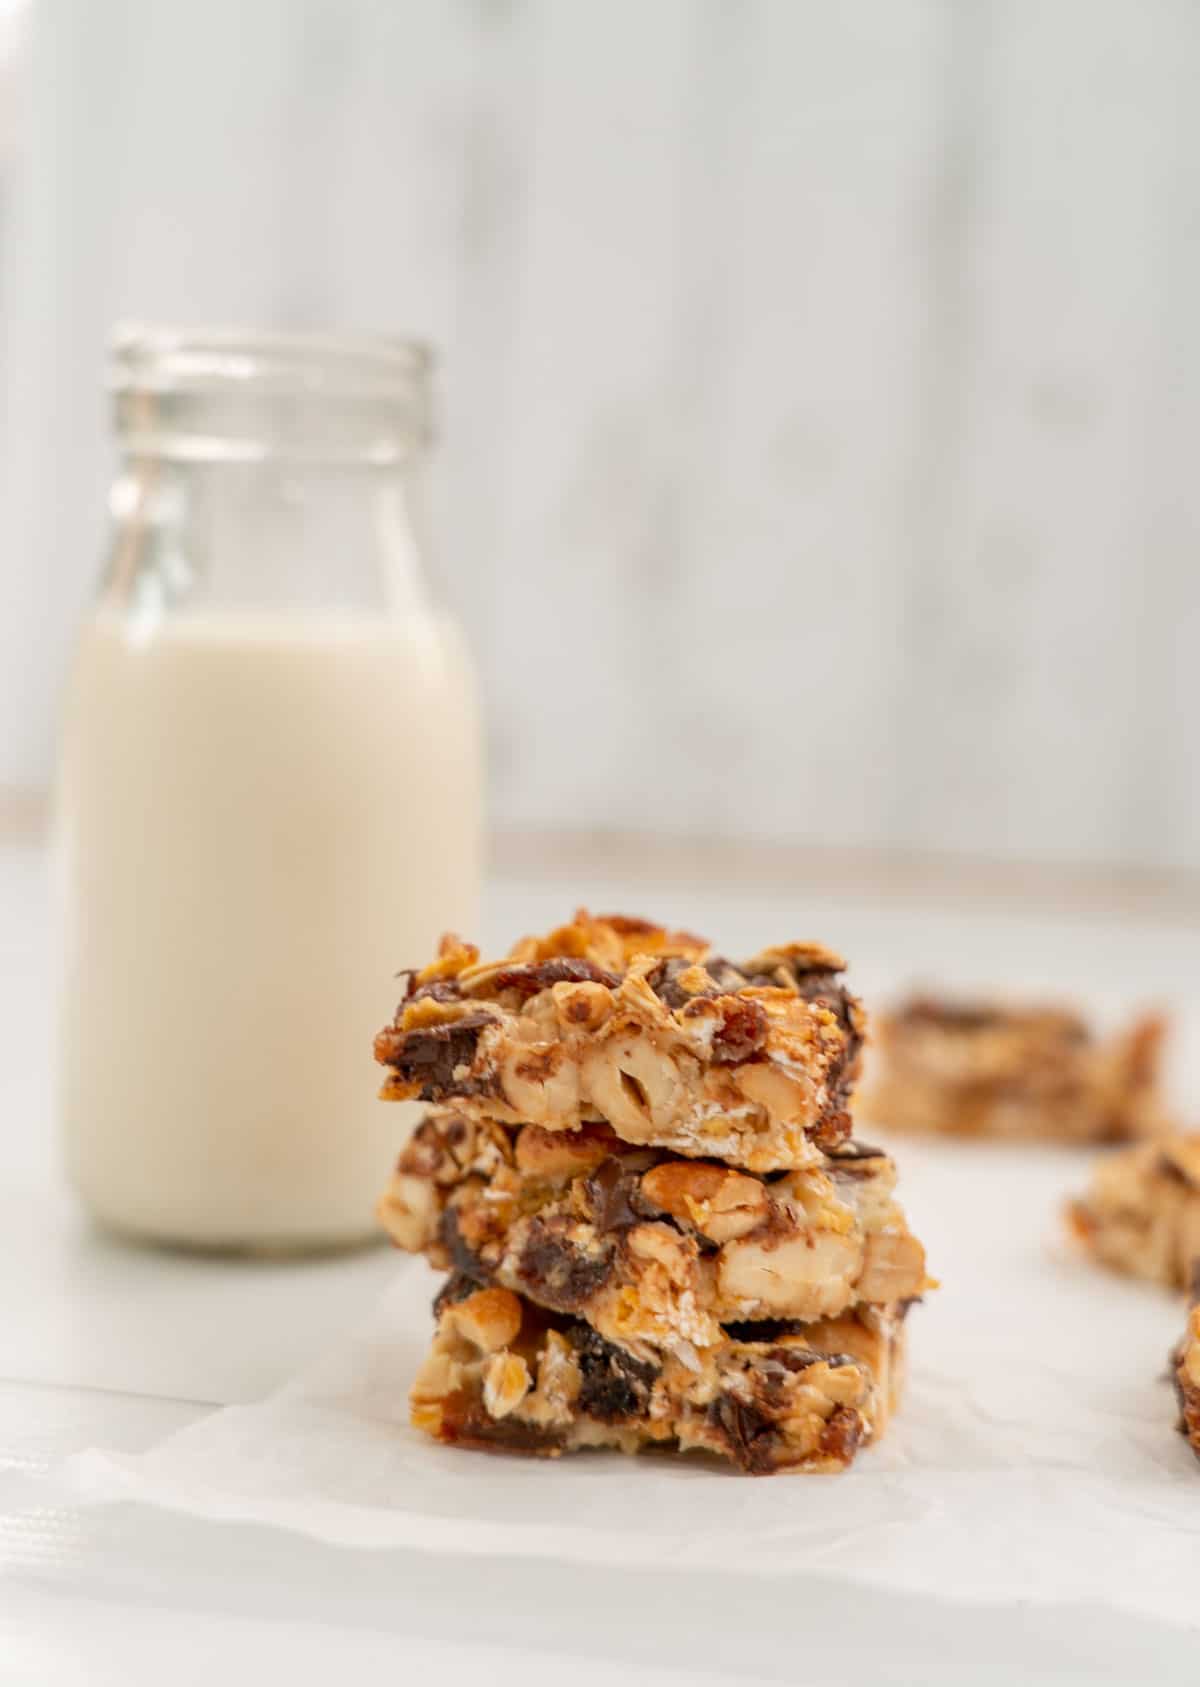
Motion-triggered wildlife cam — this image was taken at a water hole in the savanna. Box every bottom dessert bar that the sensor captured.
[1173,1275,1200,1464]
[410,1280,908,1475]
[1067,1133,1200,1288]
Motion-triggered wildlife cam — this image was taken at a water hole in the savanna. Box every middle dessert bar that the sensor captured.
[374,912,864,1172]
[380,1110,929,1359]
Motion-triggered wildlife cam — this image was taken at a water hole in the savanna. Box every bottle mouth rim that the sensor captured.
[110,323,433,398]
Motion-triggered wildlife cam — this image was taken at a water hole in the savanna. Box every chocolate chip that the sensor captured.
[707,1393,777,1474]
[486,958,621,997]
[515,1216,614,1312]
[432,1270,484,1316]
[651,956,756,1013]
[772,1347,824,1373]
[709,997,769,1064]
[722,1320,858,1368]
[568,1324,659,1422]
[827,1139,887,1162]
[438,1398,560,1455]
[826,1140,889,1177]
[1158,1153,1198,1192]
[437,1207,489,1285]
[722,1317,807,1343]
[649,958,702,1011]
[810,1108,853,1152]
[584,1157,652,1232]
[380,1011,497,1100]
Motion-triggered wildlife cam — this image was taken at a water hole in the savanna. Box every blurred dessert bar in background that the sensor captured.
[1067,1133,1200,1288]
[863,995,1168,1143]
[1172,1269,1200,1464]
[377,913,933,1474]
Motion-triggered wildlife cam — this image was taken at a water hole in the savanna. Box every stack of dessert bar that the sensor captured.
[374,912,932,1475]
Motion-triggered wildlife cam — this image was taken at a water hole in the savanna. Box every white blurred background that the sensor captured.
[0,0,1197,873]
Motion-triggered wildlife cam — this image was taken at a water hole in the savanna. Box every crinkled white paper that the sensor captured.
[61,1140,1200,1622]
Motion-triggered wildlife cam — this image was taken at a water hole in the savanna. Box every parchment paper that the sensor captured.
[60,1139,1200,1622]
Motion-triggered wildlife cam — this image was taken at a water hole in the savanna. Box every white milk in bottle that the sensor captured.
[56,330,482,1250]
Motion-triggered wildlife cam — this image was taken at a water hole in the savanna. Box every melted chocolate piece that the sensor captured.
[826,1139,889,1178]
[381,1011,497,1100]
[516,1216,614,1312]
[396,969,462,1005]
[827,1139,887,1162]
[710,997,769,1063]
[649,959,699,1012]
[432,1270,484,1316]
[568,1324,659,1422]
[438,1206,490,1285]
[396,1116,448,1178]
[1157,1152,1198,1191]
[771,1346,828,1373]
[721,1315,858,1354]
[649,958,705,1010]
[797,974,856,1023]
[436,1396,561,1456]
[650,955,750,1011]
[485,958,621,997]
[810,1108,853,1152]
[584,1157,652,1232]
[707,1393,777,1474]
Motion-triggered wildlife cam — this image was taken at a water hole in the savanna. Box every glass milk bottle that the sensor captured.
[56,328,482,1251]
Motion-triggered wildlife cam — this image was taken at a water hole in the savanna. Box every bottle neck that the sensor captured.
[102,447,438,627]
[113,384,429,468]
[99,331,439,630]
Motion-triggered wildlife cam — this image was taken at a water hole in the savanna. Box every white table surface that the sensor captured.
[2,837,1198,1686]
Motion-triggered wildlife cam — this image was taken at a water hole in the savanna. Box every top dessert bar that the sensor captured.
[864,994,1167,1143]
[374,911,864,1172]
